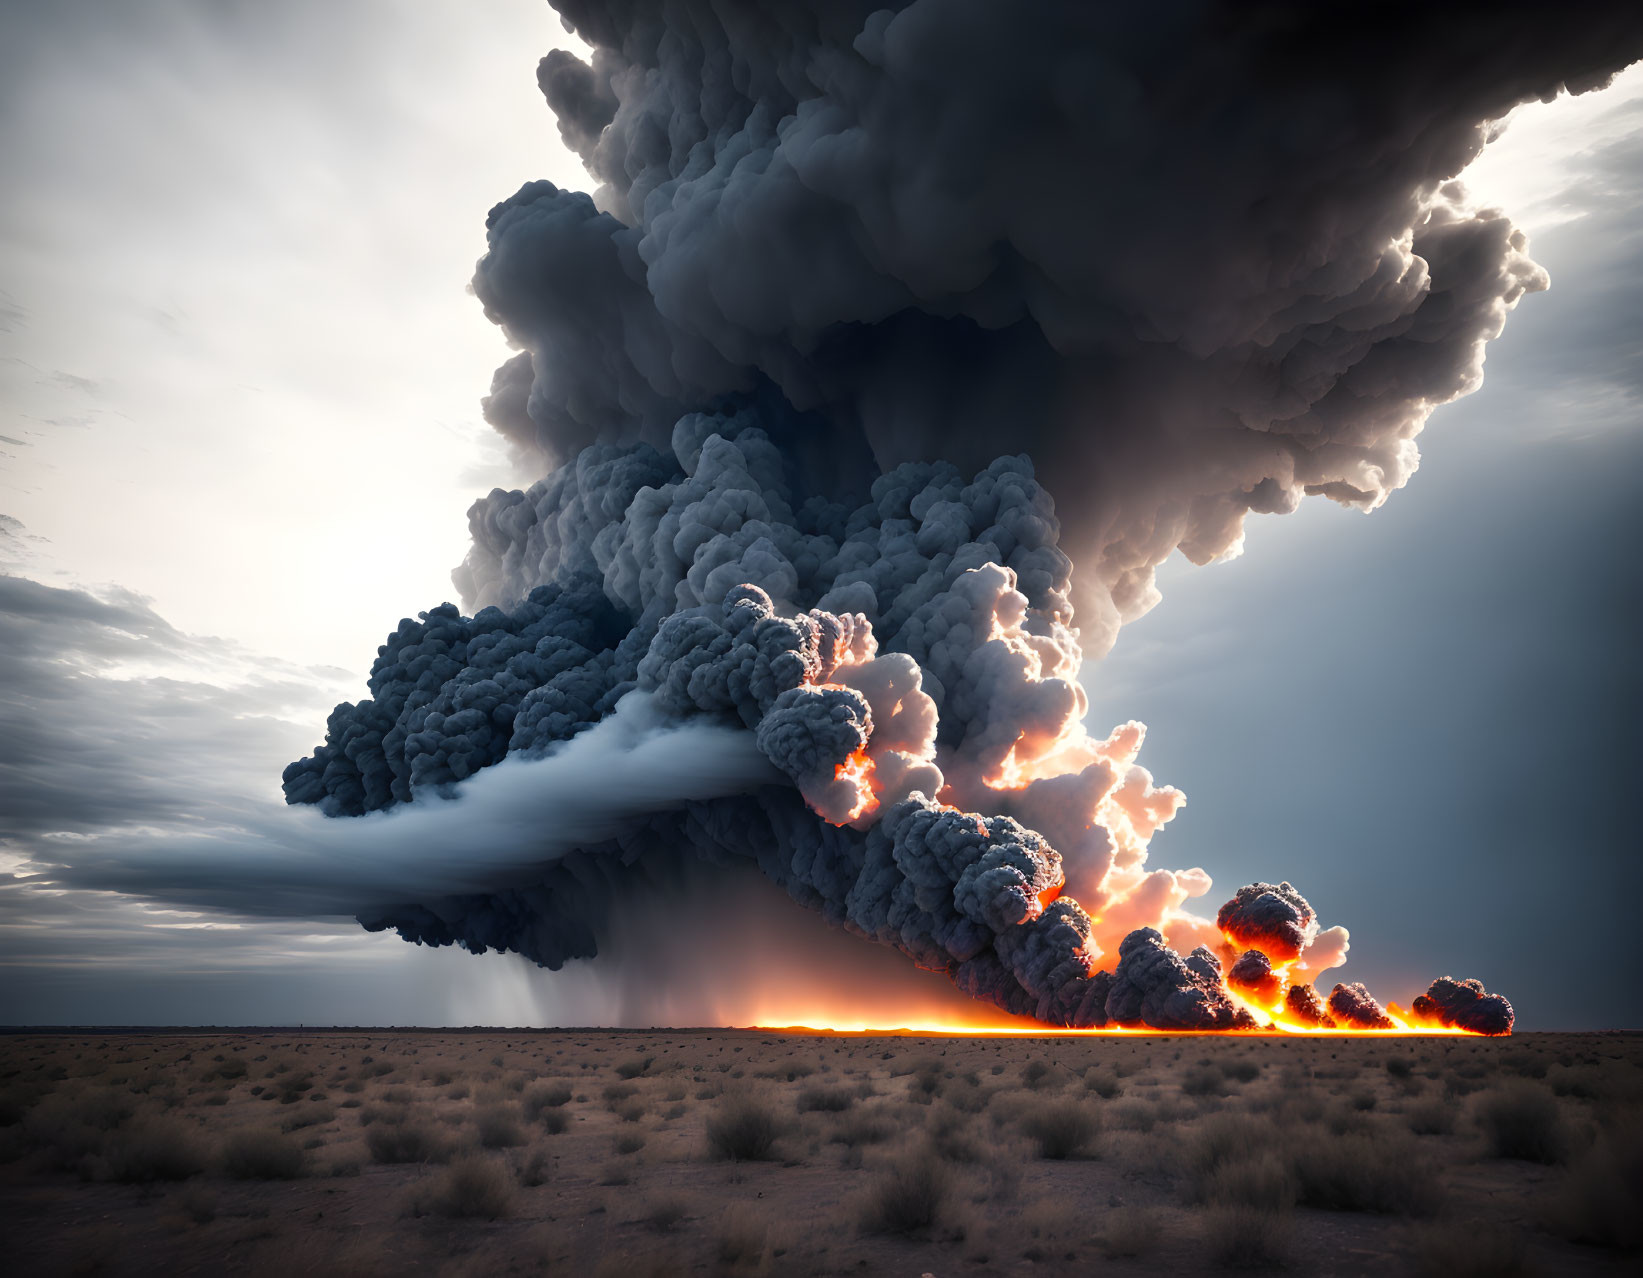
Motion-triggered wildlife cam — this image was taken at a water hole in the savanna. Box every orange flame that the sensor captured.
[1214,933,1479,1035]
[832,748,879,823]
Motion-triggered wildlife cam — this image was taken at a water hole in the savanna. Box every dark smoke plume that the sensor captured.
[1286,984,1336,1029]
[1412,977,1515,1036]
[1228,949,1283,1005]
[1217,882,1318,965]
[1328,982,1397,1030]
[278,0,1643,1029]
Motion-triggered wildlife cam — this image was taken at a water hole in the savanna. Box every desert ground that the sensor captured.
[0,1028,1638,1276]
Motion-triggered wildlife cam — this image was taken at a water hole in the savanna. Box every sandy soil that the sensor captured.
[1,1028,1638,1276]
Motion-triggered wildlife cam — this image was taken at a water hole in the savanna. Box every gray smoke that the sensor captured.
[275,0,1643,1029]
[478,0,1643,646]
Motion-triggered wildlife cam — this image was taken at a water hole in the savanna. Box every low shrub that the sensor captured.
[1405,1098,1456,1136]
[1473,1083,1569,1163]
[1205,1205,1293,1269]
[523,1083,572,1119]
[1020,1099,1100,1159]
[1181,1065,1226,1097]
[1291,1132,1438,1215]
[97,1117,208,1183]
[716,1203,774,1269]
[796,1086,853,1113]
[857,1147,949,1236]
[1083,1069,1124,1099]
[1183,1114,1275,1197]
[473,1105,525,1149]
[539,1108,569,1135]
[221,1128,305,1180]
[642,1194,689,1232]
[1204,1151,1296,1211]
[366,1120,453,1164]
[415,1154,513,1219]
[279,1105,333,1132]
[706,1095,781,1162]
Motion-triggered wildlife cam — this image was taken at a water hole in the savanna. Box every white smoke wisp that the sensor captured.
[41,694,779,920]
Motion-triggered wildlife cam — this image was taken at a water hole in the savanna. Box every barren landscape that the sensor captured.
[0,1029,1638,1276]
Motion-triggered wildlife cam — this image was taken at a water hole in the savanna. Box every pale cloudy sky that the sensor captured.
[1,2,1638,1027]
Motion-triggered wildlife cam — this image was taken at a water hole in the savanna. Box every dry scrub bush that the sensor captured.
[23,1086,134,1162]
[523,1082,572,1117]
[1112,1100,1159,1132]
[1405,1097,1456,1136]
[1472,1082,1570,1163]
[1181,1065,1227,1097]
[707,1094,781,1161]
[1019,1099,1100,1159]
[412,1154,514,1219]
[829,1105,899,1149]
[278,1104,333,1131]
[1203,1151,1296,1211]
[538,1108,569,1135]
[473,1105,525,1148]
[1540,1131,1643,1250]
[518,1145,553,1186]
[796,1085,853,1113]
[857,1146,950,1236]
[95,1116,209,1183]
[615,1056,654,1080]
[220,1128,305,1179]
[367,1118,454,1164]
[1183,1114,1275,1200]
[1083,1068,1124,1099]
[1205,1205,1293,1269]
[1290,1132,1438,1215]
[357,1101,409,1127]
[716,1202,778,1271]
[641,1193,690,1232]
[614,1131,647,1155]
[925,1105,987,1163]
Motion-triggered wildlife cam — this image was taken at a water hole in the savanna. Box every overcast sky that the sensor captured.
[1,2,1638,1028]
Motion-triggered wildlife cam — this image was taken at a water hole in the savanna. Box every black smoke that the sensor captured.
[280,0,1643,1029]
[1413,977,1515,1036]
[1328,981,1397,1030]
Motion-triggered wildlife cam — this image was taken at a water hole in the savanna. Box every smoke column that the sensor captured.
[282,0,1643,1032]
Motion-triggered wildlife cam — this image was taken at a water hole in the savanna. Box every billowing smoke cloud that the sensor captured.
[276,1,1643,1029]
[1412,977,1515,1036]
[1285,984,1336,1029]
[1328,982,1397,1030]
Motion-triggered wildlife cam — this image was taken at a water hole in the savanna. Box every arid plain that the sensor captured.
[1,1029,1638,1276]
